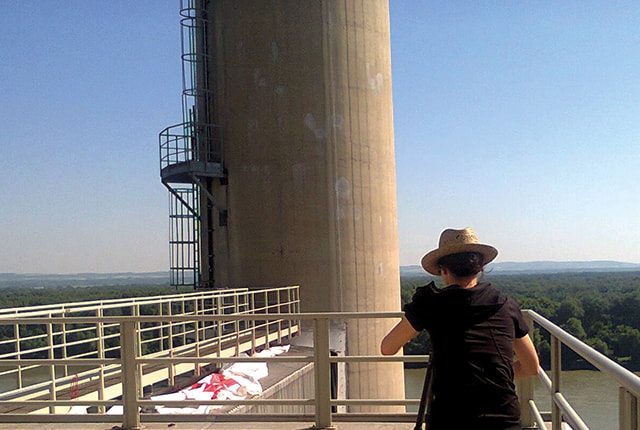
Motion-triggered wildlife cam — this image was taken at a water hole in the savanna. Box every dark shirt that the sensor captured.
[404,281,529,430]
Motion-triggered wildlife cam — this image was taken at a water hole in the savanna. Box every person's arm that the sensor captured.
[380,316,419,355]
[513,334,540,379]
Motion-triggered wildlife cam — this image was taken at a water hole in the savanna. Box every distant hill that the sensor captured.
[399,265,434,277]
[0,272,170,288]
[3,261,639,288]
[400,261,640,276]
[490,260,640,273]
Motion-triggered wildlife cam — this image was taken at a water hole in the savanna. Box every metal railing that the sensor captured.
[0,309,427,429]
[520,310,640,430]
[3,303,637,429]
[159,122,224,173]
[0,287,300,416]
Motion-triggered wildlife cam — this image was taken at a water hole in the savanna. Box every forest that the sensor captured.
[0,271,639,370]
[0,283,181,308]
[401,270,640,371]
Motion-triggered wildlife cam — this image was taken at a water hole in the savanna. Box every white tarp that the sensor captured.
[149,345,290,414]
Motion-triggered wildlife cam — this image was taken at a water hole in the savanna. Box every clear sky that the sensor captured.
[1,1,638,274]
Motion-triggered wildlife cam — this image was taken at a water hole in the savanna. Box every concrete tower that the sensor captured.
[162,0,404,408]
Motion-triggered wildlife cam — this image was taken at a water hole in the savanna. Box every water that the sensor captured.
[405,368,623,430]
[0,367,626,428]
[0,365,94,393]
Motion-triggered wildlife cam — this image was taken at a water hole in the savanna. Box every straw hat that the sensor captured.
[421,227,498,275]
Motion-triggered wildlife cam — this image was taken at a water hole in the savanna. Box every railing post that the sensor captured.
[46,319,56,414]
[61,312,69,377]
[158,299,164,352]
[250,293,257,353]
[313,317,335,430]
[551,335,562,430]
[517,313,535,428]
[181,300,187,346]
[619,387,628,430]
[619,387,638,430]
[216,296,222,357]
[194,297,201,373]
[167,301,174,352]
[194,297,201,344]
[15,322,23,389]
[120,320,141,430]
[276,290,283,344]
[97,307,106,413]
[133,304,144,391]
[168,349,176,388]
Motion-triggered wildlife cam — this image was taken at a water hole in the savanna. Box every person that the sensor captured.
[381,227,539,430]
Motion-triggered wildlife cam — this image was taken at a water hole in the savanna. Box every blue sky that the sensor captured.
[1,1,638,274]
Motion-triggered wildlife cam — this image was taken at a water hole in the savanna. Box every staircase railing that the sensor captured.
[159,0,224,288]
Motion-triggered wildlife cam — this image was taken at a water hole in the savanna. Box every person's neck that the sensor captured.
[448,277,478,289]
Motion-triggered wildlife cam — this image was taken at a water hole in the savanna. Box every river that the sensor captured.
[0,366,625,428]
[405,368,622,430]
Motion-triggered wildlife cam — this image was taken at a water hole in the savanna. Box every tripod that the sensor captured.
[414,351,434,430]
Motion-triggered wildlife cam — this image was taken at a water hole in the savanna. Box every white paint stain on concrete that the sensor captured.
[332,115,344,129]
[242,164,271,176]
[335,177,356,220]
[235,41,245,56]
[335,176,351,200]
[253,68,266,88]
[304,113,327,140]
[353,206,361,221]
[366,63,383,92]
[292,163,307,181]
[325,10,334,27]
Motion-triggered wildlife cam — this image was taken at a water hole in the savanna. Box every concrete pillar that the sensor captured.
[208,0,404,409]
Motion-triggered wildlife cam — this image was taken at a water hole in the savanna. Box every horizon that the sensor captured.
[3,259,640,277]
[2,2,639,273]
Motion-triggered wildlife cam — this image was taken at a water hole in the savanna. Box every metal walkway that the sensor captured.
[0,287,300,415]
[1,293,640,429]
[0,422,414,430]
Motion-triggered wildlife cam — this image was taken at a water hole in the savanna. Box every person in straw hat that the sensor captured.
[381,227,539,430]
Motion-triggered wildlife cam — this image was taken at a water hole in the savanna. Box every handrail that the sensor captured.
[523,309,640,430]
[0,309,426,429]
[3,305,631,429]
[527,310,640,398]
[159,122,224,172]
[0,287,300,401]
[0,288,249,317]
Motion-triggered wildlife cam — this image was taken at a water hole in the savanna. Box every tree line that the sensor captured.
[0,284,196,358]
[1,272,640,370]
[400,271,640,371]
[0,283,187,309]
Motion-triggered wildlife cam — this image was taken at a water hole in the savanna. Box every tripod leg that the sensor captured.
[414,352,434,430]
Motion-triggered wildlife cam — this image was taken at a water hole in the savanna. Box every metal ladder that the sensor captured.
[159,0,224,288]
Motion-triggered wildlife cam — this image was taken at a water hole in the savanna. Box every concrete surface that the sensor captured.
[0,422,415,430]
